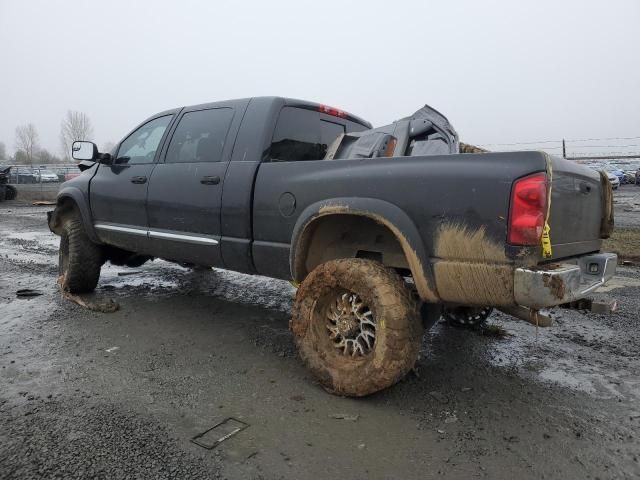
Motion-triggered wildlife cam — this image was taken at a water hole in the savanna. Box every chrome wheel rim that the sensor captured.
[326,292,376,357]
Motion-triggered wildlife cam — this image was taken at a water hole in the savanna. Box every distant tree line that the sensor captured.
[0,110,113,165]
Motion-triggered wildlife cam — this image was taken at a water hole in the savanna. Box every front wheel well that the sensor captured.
[293,214,410,281]
[48,197,81,236]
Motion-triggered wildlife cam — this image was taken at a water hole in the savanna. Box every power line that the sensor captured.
[490,147,563,151]
[563,143,640,149]
[567,153,640,158]
[479,140,561,146]
[478,135,640,147]
[566,135,640,143]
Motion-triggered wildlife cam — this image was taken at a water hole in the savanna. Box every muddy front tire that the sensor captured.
[58,215,103,293]
[290,259,423,397]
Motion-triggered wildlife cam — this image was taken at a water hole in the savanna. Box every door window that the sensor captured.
[164,108,234,163]
[270,107,346,162]
[116,115,172,164]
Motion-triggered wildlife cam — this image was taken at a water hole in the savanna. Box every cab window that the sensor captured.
[164,108,234,163]
[270,107,346,162]
[116,115,172,164]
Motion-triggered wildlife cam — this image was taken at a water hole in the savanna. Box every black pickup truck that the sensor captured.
[49,96,617,396]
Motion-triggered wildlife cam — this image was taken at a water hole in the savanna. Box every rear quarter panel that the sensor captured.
[252,151,550,279]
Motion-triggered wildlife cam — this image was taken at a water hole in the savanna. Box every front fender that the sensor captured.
[50,186,101,244]
[290,197,439,302]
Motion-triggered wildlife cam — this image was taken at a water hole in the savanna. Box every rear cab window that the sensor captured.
[269,107,367,162]
[164,108,235,163]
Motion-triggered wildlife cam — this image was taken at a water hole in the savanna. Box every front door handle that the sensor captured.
[200,176,220,185]
[130,176,148,184]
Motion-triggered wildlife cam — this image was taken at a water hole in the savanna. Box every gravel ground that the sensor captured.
[1,202,639,479]
[1,399,217,479]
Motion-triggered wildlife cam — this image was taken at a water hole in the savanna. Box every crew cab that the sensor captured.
[49,96,617,396]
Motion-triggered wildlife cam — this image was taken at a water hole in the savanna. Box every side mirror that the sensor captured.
[98,153,113,165]
[72,141,98,161]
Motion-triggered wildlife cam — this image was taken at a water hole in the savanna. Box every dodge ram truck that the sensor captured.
[48,96,617,396]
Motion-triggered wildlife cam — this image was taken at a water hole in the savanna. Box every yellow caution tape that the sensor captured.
[541,222,552,258]
[542,157,553,258]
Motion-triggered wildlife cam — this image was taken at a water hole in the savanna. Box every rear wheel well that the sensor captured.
[294,215,410,280]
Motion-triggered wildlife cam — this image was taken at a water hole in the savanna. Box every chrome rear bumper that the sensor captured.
[514,253,618,309]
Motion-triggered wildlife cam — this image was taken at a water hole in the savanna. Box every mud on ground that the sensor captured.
[1,203,639,479]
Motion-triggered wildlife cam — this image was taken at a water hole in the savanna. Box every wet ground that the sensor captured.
[1,202,639,479]
[615,184,640,228]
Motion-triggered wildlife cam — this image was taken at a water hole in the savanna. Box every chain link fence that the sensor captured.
[7,164,80,184]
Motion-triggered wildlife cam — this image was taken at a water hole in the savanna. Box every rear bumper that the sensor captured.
[514,253,617,309]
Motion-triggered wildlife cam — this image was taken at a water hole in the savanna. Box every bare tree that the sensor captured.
[15,124,39,165]
[60,110,94,161]
[38,148,61,164]
[0,141,6,161]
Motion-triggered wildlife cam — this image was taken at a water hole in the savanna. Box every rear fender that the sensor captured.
[290,197,439,302]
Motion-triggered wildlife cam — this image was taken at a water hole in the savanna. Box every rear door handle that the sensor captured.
[200,176,220,185]
[130,176,148,184]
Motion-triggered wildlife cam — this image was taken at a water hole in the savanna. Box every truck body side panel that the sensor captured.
[252,151,552,281]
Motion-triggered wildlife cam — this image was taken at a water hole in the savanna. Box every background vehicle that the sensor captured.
[48,96,617,396]
[622,170,636,184]
[606,171,620,189]
[10,167,37,184]
[620,163,640,185]
[603,164,625,185]
[586,164,620,189]
[33,169,60,183]
[0,165,18,201]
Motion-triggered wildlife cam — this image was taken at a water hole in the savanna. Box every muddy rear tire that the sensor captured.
[290,258,423,397]
[58,215,103,293]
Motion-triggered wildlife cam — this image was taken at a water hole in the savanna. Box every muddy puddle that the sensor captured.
[0,270,56,329]
[1,205,638,405]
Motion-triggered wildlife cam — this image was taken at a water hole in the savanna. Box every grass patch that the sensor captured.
[603,228,640,262]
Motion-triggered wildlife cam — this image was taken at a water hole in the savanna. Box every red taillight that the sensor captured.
[508,173,548,245]
[319,104,347,118]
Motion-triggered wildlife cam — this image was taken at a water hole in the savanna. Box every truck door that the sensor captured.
[145,106,236,266]
[90,114,174,253]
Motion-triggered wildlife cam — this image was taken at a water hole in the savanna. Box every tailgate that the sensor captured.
[547,156,607,260]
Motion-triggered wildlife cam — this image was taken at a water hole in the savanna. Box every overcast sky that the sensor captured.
[1,0,639,158]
